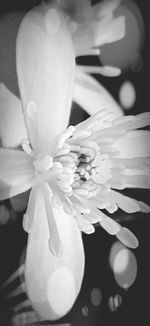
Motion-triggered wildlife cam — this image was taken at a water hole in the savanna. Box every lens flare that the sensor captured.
[90,288,102,307]
[119,81,136,110]
[109,241,138,288]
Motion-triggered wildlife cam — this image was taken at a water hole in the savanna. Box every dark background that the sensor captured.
[0,1,149,325]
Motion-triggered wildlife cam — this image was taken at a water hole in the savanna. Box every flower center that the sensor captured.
[22,124,112,199]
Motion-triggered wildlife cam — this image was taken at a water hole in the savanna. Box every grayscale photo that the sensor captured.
[0,1,149,325]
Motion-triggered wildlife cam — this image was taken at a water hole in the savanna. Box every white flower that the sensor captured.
[0,0,124,149]
[0,0,150,322]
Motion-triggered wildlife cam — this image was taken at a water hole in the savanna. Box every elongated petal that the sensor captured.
[0,84,27,147]
[0,148,34,200]
[74,71,123,116]
[16,5,75,151]
[108,190,150,213]
[99,211,121,235]
[25,193,85,321]
[77,65,121,77]
[114,130,150,158]
[116,227,139,249]
[76,214,95,234]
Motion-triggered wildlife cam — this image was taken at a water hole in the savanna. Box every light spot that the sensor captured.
[47,267,76,316]
[113,249,129,274]
[81,306,88,317]
[109,241,138,288]
[91,288,102,307]
[119,81,136,110]
[108,294,122,312]
[109,241,126,270]
[0,205,10,225]
[45,8,60,34]
[114,249,137,289]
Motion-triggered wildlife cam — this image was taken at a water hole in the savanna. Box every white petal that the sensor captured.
[77,65,121,77]
[98,211,121,235]
[114,130,150,158]
[0,148,34,200]
[25,196,85,321]
[0,84,27,147]
[76,214,95,234]
[74,71,123,116]
[109,190,150,213]
[116,227,139,249]
[16,5,75,152]
[95,16,125,46]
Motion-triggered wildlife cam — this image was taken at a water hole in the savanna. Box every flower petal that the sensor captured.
[77,65,121,77]
[114,130,150,158]
[76,214,95,234]
[98,210,121,235]
[0,148,34,200]
[74,70,123,116]
[0,83,27,148]
[25,194,85,321]
[94,15,125,47]
[116,227,139,249]
[108,190,150,213]
[16,5,75,151]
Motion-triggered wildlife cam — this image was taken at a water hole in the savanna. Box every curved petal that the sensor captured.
[0,148,34,200]
[25,192,85,321]
[0,84,27,148]
[16,4,75,152]
[74,70,123,116]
